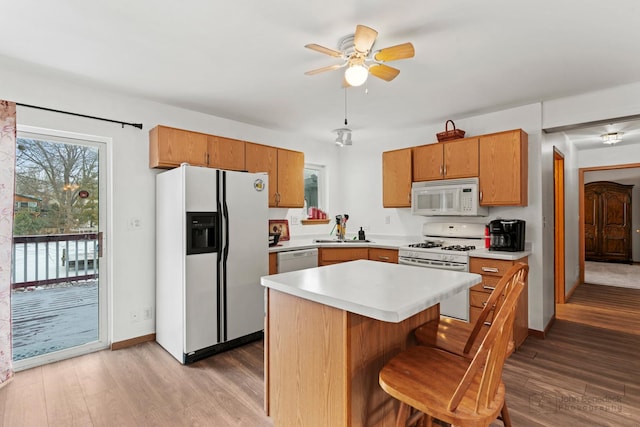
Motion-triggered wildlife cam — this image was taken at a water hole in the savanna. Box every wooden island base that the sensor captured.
[265,289,439,427]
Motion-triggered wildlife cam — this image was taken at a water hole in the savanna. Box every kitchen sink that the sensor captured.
[313,239,372,243]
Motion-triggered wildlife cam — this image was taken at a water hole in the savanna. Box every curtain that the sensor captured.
[0,100,16,387]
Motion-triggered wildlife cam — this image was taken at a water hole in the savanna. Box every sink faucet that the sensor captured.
[335,214,349,240]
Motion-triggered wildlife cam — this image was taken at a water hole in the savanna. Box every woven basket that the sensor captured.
[436,120,466,142]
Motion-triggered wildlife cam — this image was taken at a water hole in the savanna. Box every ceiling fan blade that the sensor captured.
[369,64,401,81]
[305,63,343,76]
[374,42,415,62]
[353,25,378,53]
[305,43,343,58]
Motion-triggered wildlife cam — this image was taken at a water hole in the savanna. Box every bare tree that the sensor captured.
[15,137,98,234]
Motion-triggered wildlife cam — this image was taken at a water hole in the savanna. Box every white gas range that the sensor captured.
[398,222,486,321]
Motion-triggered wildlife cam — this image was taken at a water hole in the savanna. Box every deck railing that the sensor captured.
[11,233,99,289]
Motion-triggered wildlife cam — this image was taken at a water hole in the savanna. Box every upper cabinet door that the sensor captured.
[413,144,443,181]
[207,136,246,171]
[443,137,479,179]
[276,148,304,208]
[479,129,528,206]
[149,126,208,168]
[383,148,412,207]
[245,142,278,206]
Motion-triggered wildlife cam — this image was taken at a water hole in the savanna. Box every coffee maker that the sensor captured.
[488,219,526,252]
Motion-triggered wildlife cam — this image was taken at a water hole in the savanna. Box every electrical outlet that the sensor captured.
[130,309,141,323]
[143,307,153,320]
[384,215,391,225]
[127,217,142,230]
[291,216,299,225]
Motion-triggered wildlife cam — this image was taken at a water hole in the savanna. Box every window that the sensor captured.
[304,164,325,212]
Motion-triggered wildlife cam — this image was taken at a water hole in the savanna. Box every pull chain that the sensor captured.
[344,88,348,126]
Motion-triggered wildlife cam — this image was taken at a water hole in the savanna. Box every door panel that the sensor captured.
[12,126,108,370]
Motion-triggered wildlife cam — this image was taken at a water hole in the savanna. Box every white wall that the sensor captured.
[542,82,640,310]
[0,57,339,343]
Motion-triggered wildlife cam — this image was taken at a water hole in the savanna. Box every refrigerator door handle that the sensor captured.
[222,171,230,341]
[216,170,224,344]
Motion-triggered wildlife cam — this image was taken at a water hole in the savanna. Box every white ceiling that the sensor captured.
[3,1,640,148]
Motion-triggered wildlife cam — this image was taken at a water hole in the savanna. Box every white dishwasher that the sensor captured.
[277,248,318,273]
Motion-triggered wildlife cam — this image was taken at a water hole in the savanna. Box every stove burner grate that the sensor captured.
[408,242,442,249]
[441,245,476,252]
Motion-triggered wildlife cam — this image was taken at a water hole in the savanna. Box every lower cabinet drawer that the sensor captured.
[318,248,369,266]
[469,290,490,309]
[368,248,398,263]
[469,306,494,326]
[470,275,501,294]
[469,258,516,277]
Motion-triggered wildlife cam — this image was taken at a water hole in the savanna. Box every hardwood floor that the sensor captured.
[0,341,273,427]
[556,283,640,335]
[2,284,639,426]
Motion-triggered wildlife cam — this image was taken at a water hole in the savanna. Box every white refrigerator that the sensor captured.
[156,164,268,364]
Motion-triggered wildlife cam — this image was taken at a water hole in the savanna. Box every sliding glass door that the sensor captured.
[11,126,108,370]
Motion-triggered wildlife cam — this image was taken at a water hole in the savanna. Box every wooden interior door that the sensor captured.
[584,185,599,259]
[584,181,633,263]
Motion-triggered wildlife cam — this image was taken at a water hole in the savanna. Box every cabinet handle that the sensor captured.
[439,165,443,176]
[378,256,390,260]
[483,321,492,326]
[481,267,499,273]
[443,165,447,176]
[480,191,483,201]
[483,284,496,291]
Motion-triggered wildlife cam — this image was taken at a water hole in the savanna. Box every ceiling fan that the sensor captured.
[304,25,415,87]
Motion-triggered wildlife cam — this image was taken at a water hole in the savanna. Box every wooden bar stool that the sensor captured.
[379,282,524,427]
[414,263,528,358]
[412,263,528,426]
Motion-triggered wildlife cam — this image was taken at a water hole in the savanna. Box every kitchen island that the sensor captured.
[261,260,481,426]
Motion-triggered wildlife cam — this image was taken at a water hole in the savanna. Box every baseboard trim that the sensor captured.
[528,315,556,340]
[111,333,156,351]
[566,278,581,300]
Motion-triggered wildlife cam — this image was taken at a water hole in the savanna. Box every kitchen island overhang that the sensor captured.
[261,260,481,426]
[261,259,481,322]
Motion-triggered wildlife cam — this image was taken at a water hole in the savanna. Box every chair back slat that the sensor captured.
[447,278,525,413]
[463,263,529,354]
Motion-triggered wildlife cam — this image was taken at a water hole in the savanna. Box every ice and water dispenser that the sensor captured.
[186,212,219,255]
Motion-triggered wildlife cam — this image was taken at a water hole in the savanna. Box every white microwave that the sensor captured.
[411,177,489,216]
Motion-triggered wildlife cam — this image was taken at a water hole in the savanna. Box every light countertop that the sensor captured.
[261,259,481,323]
[269,235,531,260]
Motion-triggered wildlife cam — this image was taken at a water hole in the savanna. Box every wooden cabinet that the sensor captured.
[318,248,369,266]
[382,148,412,207]
[469,256,529,349]
[413,138,479,181]
[478,129,528,206]
[245,142,304,208]
[584,181,633,263]
[149,125,209,168]
[149,125,246,170]
[368,248,398,263]
[207,135,246,171]
[269,252,277,275]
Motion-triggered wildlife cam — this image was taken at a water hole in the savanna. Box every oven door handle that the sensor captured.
[399,258,467,271]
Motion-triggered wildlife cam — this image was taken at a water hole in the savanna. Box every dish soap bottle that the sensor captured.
[358,227,366,241]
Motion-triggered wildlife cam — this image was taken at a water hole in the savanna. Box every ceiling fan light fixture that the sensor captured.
[333,128,352,147]
[601,132,623,145]
[344,64,368,87]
